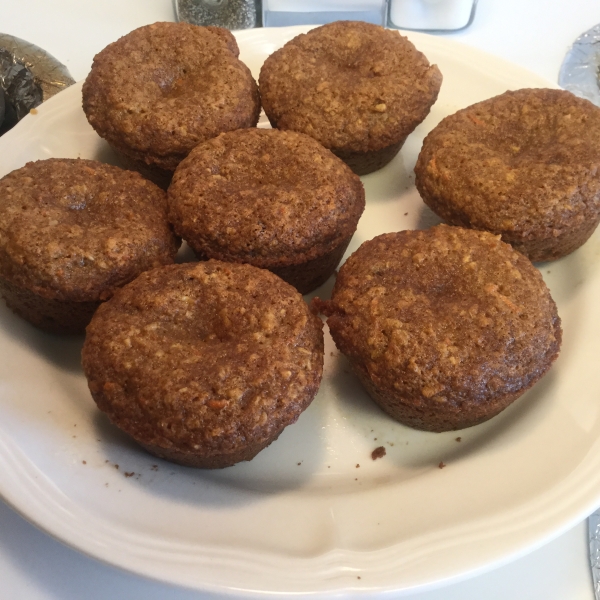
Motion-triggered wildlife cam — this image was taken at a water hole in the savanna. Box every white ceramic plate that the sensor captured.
[1,25,599,598]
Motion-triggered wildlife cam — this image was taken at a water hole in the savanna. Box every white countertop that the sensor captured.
[2,1,600,598]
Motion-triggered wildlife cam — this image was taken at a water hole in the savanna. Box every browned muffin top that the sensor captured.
[0,158,178,302]
[415,88,600,246]
[322,225,561,408]
[82,22,260,171]
[258,21,442,154]
[82,261,324,457]
[168,128,365,266]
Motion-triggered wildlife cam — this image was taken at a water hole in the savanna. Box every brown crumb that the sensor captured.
[82,460,87,465]
[114,464,119,470]
[455,437,462,442]
[297,462,302,466]
[371,446,386,460]
[438,461,446,469]
[30,108,38,115]
[404,212,408,216]
[124,472,135,478]
[151,465,159,471]
[356,463,360,468]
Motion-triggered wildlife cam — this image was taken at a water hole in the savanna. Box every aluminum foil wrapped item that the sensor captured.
[0,33,75,134]
[589,509,600,598]
[558,23,600,107]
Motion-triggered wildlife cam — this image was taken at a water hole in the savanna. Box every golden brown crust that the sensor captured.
[415,88,600,262]
[168,128,365,293]
[82,261,325,468]
[259,21,442,173]
[318,225,561,431]
[0,158,178,333]
[82,22,260,174]
[0,277,101,334]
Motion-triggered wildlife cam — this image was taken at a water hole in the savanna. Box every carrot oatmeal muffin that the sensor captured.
[82,260,324,468]
[82,22,261,188]
[316,225,561,432]
[0,158,178,334]
[415,88,600,262]
[168,128,365,294]
[258,20,442,176]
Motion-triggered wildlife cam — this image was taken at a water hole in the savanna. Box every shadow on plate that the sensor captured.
[327,348,558,472]
[0,301,84,373]
[91,390,328,508]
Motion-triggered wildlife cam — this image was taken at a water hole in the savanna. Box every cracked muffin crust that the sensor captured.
[316,225,561,432]
[259,20,442,175]
[82,260,325,468]
[82,22,261,188]
[415,88,600,262]
[167,128,365,294]
[0,158,178,333]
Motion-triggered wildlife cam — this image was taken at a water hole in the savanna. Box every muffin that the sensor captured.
[316,225,561,432]
[82,22,261,188]
[167,128,365,294]
[415,88,600,262]
[0,158,179,334]
[258,20,442,176]
[82,260,324,468]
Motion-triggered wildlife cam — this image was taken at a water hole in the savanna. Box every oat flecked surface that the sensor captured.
[318,225,562,432]
[0,158,178,303]
[82,22,260,172]
[168,128,365,292]
[259,21,442,155]
[415,88,600,261]
[82,261,325,468]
